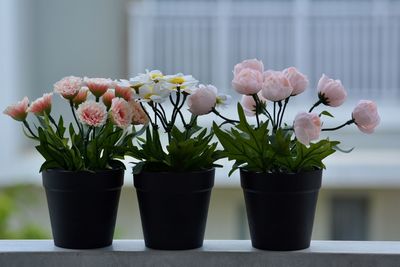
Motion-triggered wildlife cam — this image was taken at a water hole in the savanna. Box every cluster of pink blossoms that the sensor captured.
[3,76,148,129]
[232,59,380,145]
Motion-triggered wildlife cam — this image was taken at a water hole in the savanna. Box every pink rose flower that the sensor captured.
[232,68,263,95]
[3,97,29,121]
[283,67,309,96]
[115,83,133,102]
[261,71,293,101]
[109,98,133,128]
[102,89,115,108]
[77,100,107,127]
[129,100,149,125]
[84,77,113,98]
[317,74,347,107]
[28,93,53,116]
[72,87,89,107]
[233,59,264,76]
[187,84,218,115]
[352,100,380,134]
[241,92,267,117]
[54,76,82,100]
[293,112,321,146]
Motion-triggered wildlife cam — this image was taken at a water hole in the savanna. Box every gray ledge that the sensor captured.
[1,240,400,267]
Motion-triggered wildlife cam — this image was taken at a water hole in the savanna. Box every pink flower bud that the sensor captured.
[283,67,309,96]
[77,100,107,127]
[240,92,267,117]
[233,59,264,76]
[129,100,149,125]
[232,68,263,95]
[293,112,321,146]
[261,71,293,101]
[54,76,82,100]
[317,74,347,107]
[187,84,218,115]
[102,89,115,108]
[84,77,113,98]
[28,93,53,116]
[115,84,133,102]
[109,98,133,128]
[3,97,29,121]
[352,100,380,134]
[72,87,89,107]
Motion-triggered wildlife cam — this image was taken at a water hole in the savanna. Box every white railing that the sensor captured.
[128,0,400,101]
[1,240,400,267]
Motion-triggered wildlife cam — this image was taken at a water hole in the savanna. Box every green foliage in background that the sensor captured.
[0,185,49,239]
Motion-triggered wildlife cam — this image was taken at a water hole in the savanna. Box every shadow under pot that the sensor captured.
[42,168,124,249]
[134,168,215,250]
[240,168,322,251]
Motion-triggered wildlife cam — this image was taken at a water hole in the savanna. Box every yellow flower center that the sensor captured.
[216,97,224,105]
[169,77,185,84]
[151,73,163,80]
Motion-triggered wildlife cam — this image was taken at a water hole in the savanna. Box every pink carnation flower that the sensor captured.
[115,83,133,102]
[102,89,115,108]
[129,100,149,125]
[72,87,89,107]
[54,76,82,100]
[3,97,29,121]
[77,100,107,127]
[28,93,53,116]
[84,77,113,98]
[109,98,133,128]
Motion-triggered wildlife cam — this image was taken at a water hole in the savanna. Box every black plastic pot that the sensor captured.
[42,168,124,249]
[240,168,322,251]
[134,168,215,250]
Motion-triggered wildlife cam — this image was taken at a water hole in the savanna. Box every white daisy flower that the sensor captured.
[161,73,198,92]
[137,83,171,103]
[130,70,164,88]
[216,94,232,108]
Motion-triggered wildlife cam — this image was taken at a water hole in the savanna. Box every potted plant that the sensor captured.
[126,70,229,250]
[3,76,148,249]
[213,59,380,251]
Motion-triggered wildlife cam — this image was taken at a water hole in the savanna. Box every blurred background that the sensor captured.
[0,0,399,241]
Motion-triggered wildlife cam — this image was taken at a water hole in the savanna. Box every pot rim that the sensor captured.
[240,167,323,176]
[43,167,125,175]
[136,167,216,176]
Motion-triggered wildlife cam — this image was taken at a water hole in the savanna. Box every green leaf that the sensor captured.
[320,110,334,118]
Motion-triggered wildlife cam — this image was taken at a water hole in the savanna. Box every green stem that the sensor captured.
[212,108,239,125]
[140,102,154,127]
[275,101,283,131]
[252,94,260,128]
[309,99,323,113]
[321,119,354,132]
[23,120,38,138]
[48,115,62,137]
[279,97,290,127]
[70,100,83,135]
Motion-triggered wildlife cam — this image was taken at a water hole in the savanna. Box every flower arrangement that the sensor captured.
[3,76,148,172]
[213,59,380,175]
[126,70,230,174]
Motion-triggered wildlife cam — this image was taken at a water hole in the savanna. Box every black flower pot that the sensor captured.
[240,168,322,251]
[134,168,215,250]
[42,169,124,249]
